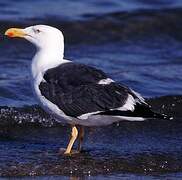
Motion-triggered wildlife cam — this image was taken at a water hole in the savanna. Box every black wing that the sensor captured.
[39,62,145,118]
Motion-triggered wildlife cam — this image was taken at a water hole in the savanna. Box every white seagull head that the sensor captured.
[5,25,64,52]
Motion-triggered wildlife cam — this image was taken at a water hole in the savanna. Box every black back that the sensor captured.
[39,62,134,117]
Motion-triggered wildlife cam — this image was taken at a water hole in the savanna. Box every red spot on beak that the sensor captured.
[7,32,14,37]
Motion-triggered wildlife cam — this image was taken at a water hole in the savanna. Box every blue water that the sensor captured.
[0,0,182,21]
[0,0,182,178]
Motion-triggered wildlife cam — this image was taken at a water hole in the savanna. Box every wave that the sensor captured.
[0,105,57,128]
[1,8,182,44]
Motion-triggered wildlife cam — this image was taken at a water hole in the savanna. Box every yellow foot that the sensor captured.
[59,148,80,156]
[64,149,80,156]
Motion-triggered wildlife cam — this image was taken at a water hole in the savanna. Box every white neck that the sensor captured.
[31,48,64,79]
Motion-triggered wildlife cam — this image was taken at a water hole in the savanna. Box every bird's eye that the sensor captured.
[36,29,41,33]
[34,28,41,34]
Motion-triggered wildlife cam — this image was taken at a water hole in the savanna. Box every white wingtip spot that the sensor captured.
[98,78,114,85]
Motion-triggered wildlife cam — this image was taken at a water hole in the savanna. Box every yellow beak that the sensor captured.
[5,28,26,38]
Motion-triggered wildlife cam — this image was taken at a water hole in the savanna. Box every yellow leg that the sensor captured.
[78,126,84,152]
[64,126,78,155]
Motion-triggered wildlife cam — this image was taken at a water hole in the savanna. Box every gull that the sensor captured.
[5,25,167,155]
